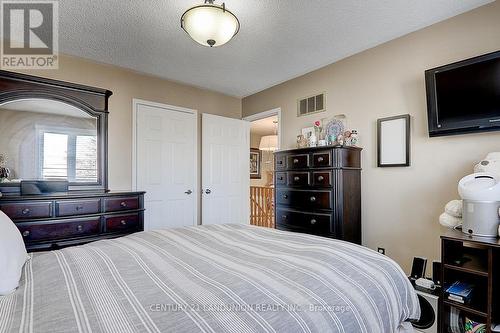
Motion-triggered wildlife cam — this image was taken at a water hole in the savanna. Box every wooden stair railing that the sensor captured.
[250,186,274,228]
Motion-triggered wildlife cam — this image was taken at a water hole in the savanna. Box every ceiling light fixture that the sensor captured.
[181,0,240,48]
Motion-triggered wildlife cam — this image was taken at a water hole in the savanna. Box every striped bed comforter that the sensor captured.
[0,224,420,333]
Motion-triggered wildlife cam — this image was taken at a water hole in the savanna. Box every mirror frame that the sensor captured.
[0,70,112,195]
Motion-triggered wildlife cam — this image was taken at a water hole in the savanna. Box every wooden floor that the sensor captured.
[250,186,274,228]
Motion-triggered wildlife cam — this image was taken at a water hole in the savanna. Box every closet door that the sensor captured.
[135,101,197,230]
[202,114,250,225]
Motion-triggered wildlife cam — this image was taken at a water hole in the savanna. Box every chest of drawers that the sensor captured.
[0,191,145,251]
[274,146,361,244]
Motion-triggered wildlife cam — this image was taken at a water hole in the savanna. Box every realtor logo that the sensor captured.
[1,0,58,69]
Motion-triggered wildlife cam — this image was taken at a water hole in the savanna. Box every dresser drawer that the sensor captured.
[276,208,333,234]
[104,197,139,212]
[287,154,310,169]
[275,155,286,170]
[0,201,52,220]
[275,172,286,185]
[276,189,332,210]
[312,151,332,167]
[105,214,140,233]
[287,172,310,186]
[17,218,101,242]
[312,171,332,186]
[56,199,101,217]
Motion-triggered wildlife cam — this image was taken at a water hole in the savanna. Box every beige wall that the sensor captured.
[242,1,500,273]
[14,55,242,191]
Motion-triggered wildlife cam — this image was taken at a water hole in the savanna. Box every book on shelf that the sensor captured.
[445,281,474,303]
[447,294,465,304]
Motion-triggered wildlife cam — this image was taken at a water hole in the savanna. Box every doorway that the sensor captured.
[244,108,281,228]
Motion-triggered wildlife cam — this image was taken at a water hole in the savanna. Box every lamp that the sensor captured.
[259,135,278,152]
[181,0,240,47]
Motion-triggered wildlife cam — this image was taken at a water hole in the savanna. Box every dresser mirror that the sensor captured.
[0,99,98,184]
[0,70,111,195]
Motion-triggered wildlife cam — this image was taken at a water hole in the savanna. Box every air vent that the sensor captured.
[298,93,326,116]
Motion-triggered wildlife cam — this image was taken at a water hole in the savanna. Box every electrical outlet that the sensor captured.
[377,247,386,255]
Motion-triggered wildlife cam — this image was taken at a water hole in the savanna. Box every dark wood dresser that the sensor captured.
[0,192,145,251]
[274,146,362,244]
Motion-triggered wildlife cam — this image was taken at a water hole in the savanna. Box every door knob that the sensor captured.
[205,189,212,194]
[185,190,193,195]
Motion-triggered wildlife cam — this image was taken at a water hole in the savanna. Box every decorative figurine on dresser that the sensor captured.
[0,70,144,252]
[274,146,362,244]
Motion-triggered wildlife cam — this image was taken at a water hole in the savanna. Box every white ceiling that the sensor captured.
[56,0,492,97]
[251,115,278,136]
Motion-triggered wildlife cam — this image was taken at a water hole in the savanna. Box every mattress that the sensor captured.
[0,224,419,333]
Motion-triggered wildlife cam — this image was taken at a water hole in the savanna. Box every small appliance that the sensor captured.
[458,173,500,237]
[412,288,439,333]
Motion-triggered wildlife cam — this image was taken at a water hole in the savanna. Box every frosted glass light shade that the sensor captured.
[259,135,278,151]
[181,2,240,47]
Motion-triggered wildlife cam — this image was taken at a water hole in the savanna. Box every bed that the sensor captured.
[0,224,420,333]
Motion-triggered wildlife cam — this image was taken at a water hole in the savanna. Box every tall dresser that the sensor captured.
[274,146,362,244]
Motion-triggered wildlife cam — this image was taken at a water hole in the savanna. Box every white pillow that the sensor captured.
[0,210,28,295]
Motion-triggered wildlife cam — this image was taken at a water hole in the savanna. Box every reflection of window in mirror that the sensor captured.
[36,126,97,183]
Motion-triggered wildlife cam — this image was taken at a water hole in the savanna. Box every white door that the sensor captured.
[134,101,197,230]
[202,114,250,225]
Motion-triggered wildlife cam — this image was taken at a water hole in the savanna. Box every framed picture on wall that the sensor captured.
[377,114,411,167]
[250,148,262,179]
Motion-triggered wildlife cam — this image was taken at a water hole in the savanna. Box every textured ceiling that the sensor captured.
[56,0,492,97]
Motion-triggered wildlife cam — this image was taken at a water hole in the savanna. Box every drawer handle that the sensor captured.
[22,208,31,215]
[120,202,127,208]
[310,219,317,225]
[310,196,316,202]
[318,157,324,162]
[282,215,288,220]
[277,160,283,165]
[22,230,30,237]
[293,176,300,181]
[75,205,84,211]
[77,225,83,232]
[278,176,283,180]
[283,194,289,199]
[293,158,299,164]
[318,176,324,181]
[120,220,127,226]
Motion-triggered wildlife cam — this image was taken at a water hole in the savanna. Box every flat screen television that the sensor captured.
[425,50,500,137]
